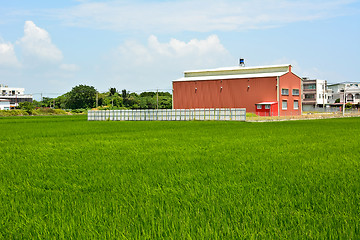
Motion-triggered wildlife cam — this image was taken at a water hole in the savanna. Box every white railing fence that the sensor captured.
[88,108,246,121]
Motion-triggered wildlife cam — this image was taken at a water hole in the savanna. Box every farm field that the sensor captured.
[0,115,359,239]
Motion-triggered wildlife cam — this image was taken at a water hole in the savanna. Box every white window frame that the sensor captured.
[294,100,299,110]
[292,89,299,96]
[265,105,270,109]
[281,88,289,96]
[256,105,262,110]
[282,100,287,110]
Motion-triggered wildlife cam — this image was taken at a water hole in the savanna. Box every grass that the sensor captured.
[0,115,359,239]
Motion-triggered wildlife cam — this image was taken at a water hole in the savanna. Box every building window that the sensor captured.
[281,88,289,95]
[292,89,299,95]
[319,94,322,99]
[265,105,270,109]
[256,105,262,109]
[355,94,360,100]
[305,94,315,99]
[294,100,299,110]
[282,100,287,110]
[304,84,316,90]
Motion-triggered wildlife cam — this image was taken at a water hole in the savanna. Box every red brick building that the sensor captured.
[172,64,302,116]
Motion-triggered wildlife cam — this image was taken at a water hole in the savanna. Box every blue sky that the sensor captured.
[0,0,359,98]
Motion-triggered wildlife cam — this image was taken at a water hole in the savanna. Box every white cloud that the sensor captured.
[0,41,21,68]
[17,21,63,63]
[118,35,230,67]
[52,0,357,32]
[102,35,232,91]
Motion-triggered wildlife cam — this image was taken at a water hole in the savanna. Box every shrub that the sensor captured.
[0,110,29,117]
[71,109,87,114]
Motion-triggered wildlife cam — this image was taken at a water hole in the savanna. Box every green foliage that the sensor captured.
[121,89,128,99]
[345,102,353,109]
[0,116,359,238]
[158,95,172,109]
[34,108,67,115]
[70,108,87,114]
[0,109,29,116]
[54,95,67,109]
[246,112,258,117]
[18,101,35,114]
[0,108,68,116]
[109,87,117,96]
[32,87,172,110]
[140,91,156,97]
[335,98,340,103]
[65,85,97,109]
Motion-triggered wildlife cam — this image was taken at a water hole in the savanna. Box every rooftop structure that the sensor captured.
[0,84,33,108]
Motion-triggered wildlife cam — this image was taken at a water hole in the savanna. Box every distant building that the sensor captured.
[0,84,33,109]
[0,99,11,110]
[328,82,360,104]
[302,78,332,110]
[173,64,302,116]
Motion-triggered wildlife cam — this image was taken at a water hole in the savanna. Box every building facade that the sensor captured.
[328,82,360,104]
[302,78,332,110]
[172,64,302,116]
[0,99,11,110]
[0,84,33,109]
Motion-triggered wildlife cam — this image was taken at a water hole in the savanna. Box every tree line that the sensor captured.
[31,85,172,110]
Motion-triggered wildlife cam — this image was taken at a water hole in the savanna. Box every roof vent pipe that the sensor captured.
[239,58,245,67]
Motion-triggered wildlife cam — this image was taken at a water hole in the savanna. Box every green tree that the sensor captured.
[54,95,67,109]
[18,102,35,114]
[140,92,156,98]
[65,85,97,109]
[109,87,117,96]
[121,89,128,99]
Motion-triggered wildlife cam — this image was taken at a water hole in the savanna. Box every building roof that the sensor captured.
[328,82,360,86]
[256,102,278,105]
[184,64,290,74]
[173,64,293,82]
[173,71,287,82]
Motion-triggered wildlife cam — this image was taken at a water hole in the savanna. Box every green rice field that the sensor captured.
[0,115,359,239]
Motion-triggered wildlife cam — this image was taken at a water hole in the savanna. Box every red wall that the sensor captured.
[173,77,278,113]
[256,103,278,116]
[279,72,302,116]
[172,72,302,116]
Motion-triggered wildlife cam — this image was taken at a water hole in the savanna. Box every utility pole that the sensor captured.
[343,87,346,117]
[96,92,98,108]
[323,82,326,111]
[156,89,159,109]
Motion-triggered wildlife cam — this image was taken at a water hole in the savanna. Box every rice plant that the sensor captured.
[0,115,359,239]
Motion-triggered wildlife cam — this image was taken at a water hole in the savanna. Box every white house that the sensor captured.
[0,84,33,108]
[302,78,332,110]
[328,82,360,104]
